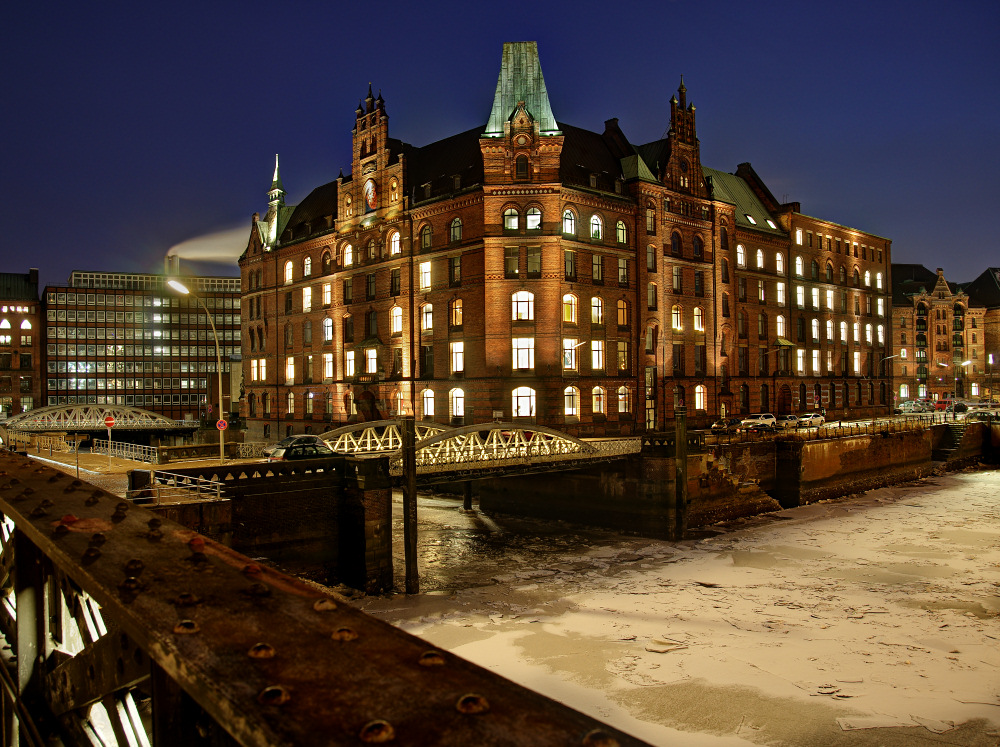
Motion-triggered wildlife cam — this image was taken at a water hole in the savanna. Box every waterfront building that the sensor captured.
[42,271,241,421]
[962,266,1000,400]
[0,269,42,419]
[891,265,986,402]
[239,41,892,441]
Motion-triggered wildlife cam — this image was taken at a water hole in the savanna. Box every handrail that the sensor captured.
[93,438,158,463]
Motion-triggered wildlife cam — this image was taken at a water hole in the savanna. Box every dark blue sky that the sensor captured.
[5,1,998,290]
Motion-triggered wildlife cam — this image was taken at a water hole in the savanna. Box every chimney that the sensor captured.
[165,254,180,276]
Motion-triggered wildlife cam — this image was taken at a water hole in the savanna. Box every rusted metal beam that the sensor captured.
[0,453,650,746]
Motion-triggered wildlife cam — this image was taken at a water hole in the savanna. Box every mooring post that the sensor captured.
[674,406,688,539]
[401,415,419,594]
[463,481,473,511]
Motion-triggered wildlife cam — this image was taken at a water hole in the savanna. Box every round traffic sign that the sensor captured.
[216,419,228,431]
[104,415,116,428]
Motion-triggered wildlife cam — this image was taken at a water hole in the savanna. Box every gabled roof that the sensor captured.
[701,167,785,236]
[404,127,484,202]
[962,267,1000,308]
[283,181,339,240]
[635,138,669,179]
[558,123,627,190]
[0,271,39,301]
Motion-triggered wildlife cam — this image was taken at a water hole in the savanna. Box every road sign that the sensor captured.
[216,419,228,431]
[104,415,116,428]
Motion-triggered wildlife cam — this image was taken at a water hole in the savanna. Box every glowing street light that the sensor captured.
[168,279,226,464]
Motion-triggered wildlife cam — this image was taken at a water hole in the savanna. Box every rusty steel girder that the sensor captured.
[0,452,650,746]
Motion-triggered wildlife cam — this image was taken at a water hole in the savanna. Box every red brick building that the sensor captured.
[0,269,42,420]
[239,42,892,441]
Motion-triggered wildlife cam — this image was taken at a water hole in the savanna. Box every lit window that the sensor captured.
[562,294,578,323]
[826,290,834,310]
[617,300,629,327]
[287,391,295,415]
[450,341,464,373]
[591,340,605,371]
[795,228,803,244]
[877,324,884,344]
[853,351,861,374]
[865,324,873,344]
[284,261,293,284]
[512,291,534,321]
[259,359,267,380]
[390,306,402,334]
[826,320,834,340]
[745,214,757,225]
[323,353,333,379]
[776,282,785,304]
[512,337,534,369]
[736,245,746,267]
[776,315,785,337]
[591,297,604,324]
[900,384,909,398]
[389,232,401,255]
[811,319,820,341]
[776,253,784,274]
[616,221,627,244]
[766,219,776,229]
[450,388,465,417]
[877,298,884,316]
[419,261,431,291]
[901,348,907,359]
[512,386,536,417]
[450,299,463,327]
[617,386,631,413]
[302,286,312,312]
[323,283,332,305]
[564,386,580,416]
[811,288,819,309]
[323,318,333,341]
[812,349,820,372]
[755,248,764,268]
[562,210,576,235]
[285,356,295,383]
[450,218,462,242]
[344,245,354,267]
[562,338,578,370]
[694,306,704,331]
[796,349,805,373]
[422,389,435,418]
[593,386,606,414]
[694,384,706,411]
[420,304,433,331]
[876,272,883,290]
[795,256,803,277]
[503,208,519,230]
[796,286,805,308]
[590,215,603,240]
[344,351,355,377]
[840,321,848,341]
[526,207,541,230]
[365,348,377,374]
[671,305,682,331]
[853,323,860,342]
[864,270,871,287]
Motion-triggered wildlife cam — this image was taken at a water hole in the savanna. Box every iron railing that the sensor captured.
[126,469,224,504]
[92,439,159,464]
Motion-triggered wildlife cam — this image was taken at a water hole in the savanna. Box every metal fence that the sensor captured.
[707,414,951,446]
[237,441,268,459]
[92,439,159,463]
[127,469,224,504]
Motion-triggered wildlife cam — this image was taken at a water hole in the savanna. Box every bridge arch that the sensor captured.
[1,404,190,437]
[321,419,452,454]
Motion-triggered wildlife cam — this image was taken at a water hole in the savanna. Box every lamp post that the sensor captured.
[169,279,226,464]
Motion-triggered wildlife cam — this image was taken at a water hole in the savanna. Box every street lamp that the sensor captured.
[168,279,226,464]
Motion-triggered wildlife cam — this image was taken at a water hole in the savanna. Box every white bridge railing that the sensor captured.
[92,439,159,464]
[128,470,224,504]
[323,420,450,454]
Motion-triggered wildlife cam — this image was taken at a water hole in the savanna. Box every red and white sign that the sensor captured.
[104,415,116,428]
[216,419,228,431]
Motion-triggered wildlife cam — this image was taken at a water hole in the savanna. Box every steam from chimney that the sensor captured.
[164,226,248,269]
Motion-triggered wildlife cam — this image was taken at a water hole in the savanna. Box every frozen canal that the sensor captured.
[359,468,1000,746]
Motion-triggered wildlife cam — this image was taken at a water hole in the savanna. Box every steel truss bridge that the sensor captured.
[321,420,642,481]
[1,405,193,435]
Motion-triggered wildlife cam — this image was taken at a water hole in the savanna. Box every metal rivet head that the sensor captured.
[257,685,290,706]
[124,559,144,575]
[118,577,141,594]
[48,474,64,483]
[85,491,101,506]
[147,517,162,530]
[173,592,201,607]
[53,524,70,537]
[60,514,79,524]
[331,627,358,642]
[313,598,337,612]
[242,563,262,576]
[30,506,49,519]
[89,533,106,546]
[359,720,395,743]
[23,487,35,496]
[173,620,200,635]
[188,537,206,554]
[248,642,275,659]
[418,650,446,667]
[244,583,270,598]
[82,547,101,563]
[455,693,490,714]
[582,730,620,747]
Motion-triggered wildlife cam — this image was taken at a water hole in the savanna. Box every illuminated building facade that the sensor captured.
[0,269,42,419]
[43,271,241,421]
[239,41,892,441]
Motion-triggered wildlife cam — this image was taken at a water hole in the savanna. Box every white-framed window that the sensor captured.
[562,338,578,370]
[303,256,312,277]
[591,340,605,371]
[812,349,820,373]
[795,228,803,245]
[736,244,746,267]
[811,288,819,309]
[323,353,333,379]
[365,348,377,374]
[449,388,465,417]
[389,232,401,255]
[450,217,463,242]
[562,294,578,323]
[900,348,907,359]
[877,324,884,344]
[840,321,848,341]
[323,317,333,341]
[811,318,820,341]
[617,386,631,413]
[390,306,403,334]
[421,389,435,418]
[877,298,884,316]
[853,322,860,342]
[344,244,354,267]
[419,261,431,291]
[876,272,883,290]
[285,356,295,383]
[776,253,784,274]
[826,319,834,340]
[795,256,803,277]
[864,270,871,287]
[590,214,603,240]
[562,209,576,235]
[853,351,861,374]
[503,208,519,230]
[826,289,834,309]
[450,341,464,373]
[564,386,580,417]
[918,384,927,397]
[323,283,332,305]
[616,221,627,244]
[796,349,805,373]
[512,337,534,370]
[287,391,295,415]
[671,305,682,331]
[694,384,706,411]
[284,261,293,284]
[776,282,785,304]
[512,386,536,417]
[776,315,785,337]
[251,359,259,381]
[302,286,312,312]
[796,286,805,308]
[512,291,534,321]
[526,207,542,230]
[755,248,764,268]
[344,350,355,377]
[420,303,433,331]
[865,324,873,344]
[591,297,604,324]
[971,382,980,396]
[899,384,909,398]
[694,306,704,331]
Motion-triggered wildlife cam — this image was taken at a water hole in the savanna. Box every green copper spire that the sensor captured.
[484,41,560,137]
[268,153,285,206]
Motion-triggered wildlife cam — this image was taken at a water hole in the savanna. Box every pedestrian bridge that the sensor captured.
[321,420,642,479]
[0,405,193,446]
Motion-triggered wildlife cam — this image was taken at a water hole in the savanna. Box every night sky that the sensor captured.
[5,1,998,290]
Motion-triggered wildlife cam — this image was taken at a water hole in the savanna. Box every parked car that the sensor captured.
[710,417,743,434]
[775,414,799,429]
[263,434,329,457]
[739,413,777,430]
[742,422,777,434]
[267,442,337,462]
[797,412,825,427]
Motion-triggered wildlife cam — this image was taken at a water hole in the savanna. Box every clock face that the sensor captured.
[364,179,378,210]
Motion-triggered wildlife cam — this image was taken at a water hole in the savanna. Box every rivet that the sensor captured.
[243,583,271,598]
[418,650,446,667]
[256,685,290,706]
[89,533,106,546]
[8,479,19,486]
[582,730,620,747]
[173,620,200,635]
[60,514,79,524]
[23,487,35,496]
[39,498,53,508]
[248,642,275,659]
[29,506,48,519]
[118,577,141,594]
[14,492,30,502]
[313,598,337,612]
[147,517,162,530]
[53,524,70,537]
[85,491,100,506]
[331,627,358,642]
[124,559,144,575]
[48,474,64,483]
[359,720,395,743]
[188,537,206,554]
[82,547,101,563]
[455,693,490,715]
[174,592,201,607]
[242,563,262,576]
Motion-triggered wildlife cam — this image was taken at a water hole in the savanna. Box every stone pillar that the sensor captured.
[401,416,418,594]
[463,481,473,510]
[674,406,688,539]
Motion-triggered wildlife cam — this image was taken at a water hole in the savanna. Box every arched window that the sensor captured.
[343,244,354,267]
[450,299,463,327]
[794,256,803,277]
[503,208,519,230]
[366,239,376,260]
[736,244,746,267]
[617,386,631,413]
[720,227,729,253]
[694,306,704,332]
[853,268,860,286]
[671,304,683,331]
[755,248,764,268]
[694,385,706,411]
[864,270,871,287]
[388,232,401,255]
[693,236,703,258]
[303,257,312,277]
[286,391,295,415]
[647,282,658,310]
[390,306,403,334]
[515,155,528,179]
[758,312,767,338]
[512,291,534,320]
[450,218,462,243]
[284,261,293,284]
[562,294,578,323]
[839,266,847,283]
[776,314,786,337]
[562,210,576,235]
[590,215,603,240]
[421,389,435,418]
[671,232,682,256]
[826,319,834,340]
[617,299,629,327]
[840,321,848,341]
[810,260,819,279]
[592,386,606,415]
[877,324,884,344]
[564,386,580,417]
[826,262,833,281]
[526,207,542,230]
[616,221,627,244]
[811,318,820,341]
[512,386,536,417]
[876,272,883,290]
[591,296,604,324]
[322,252,332,274]
[865,323,873,344]
[449,388,465,418]
[420,303,433,331]
[323,317,333,342]
[20,320,32,330]
[420,225,432,250]
[900,383,910,398]
[775,253,784,274]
